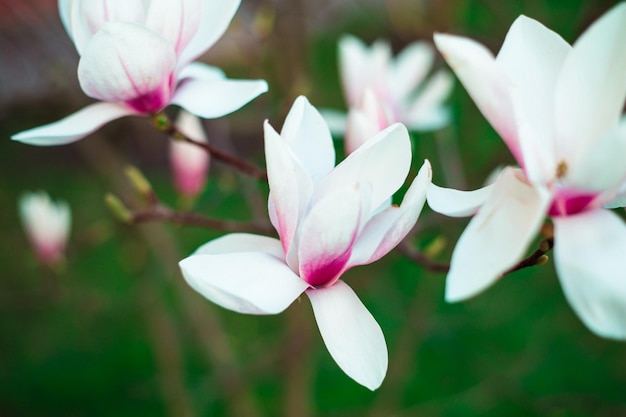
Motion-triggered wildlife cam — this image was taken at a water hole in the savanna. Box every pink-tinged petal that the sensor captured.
[555,3,626,167]
[434,33,522,164]
[171,78,268,119]
[553,209,626,339]
[315,123,411,211]
[78,22,176,113]
[349,160,432,267]
[264,121,314,256]
[12,102,138,146]
[177,0,241,66]
[496,15,570,184]
[427,181,495,218]
[179,251,308,315]
[345,90,392,154]
[405,69,454,131]
[145,0,201,56]
[445,168,551,302]
[389,41,435,102]
[564,120,626,192]
[170,110,209,197]
[280,96,336,183]
[298,184,366,287]
[306,281,387,391]
[193,233,284,259]
[67,0,147,55]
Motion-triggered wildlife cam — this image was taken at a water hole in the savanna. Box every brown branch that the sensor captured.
[154,113,268,181]
[504,238,554,275]
[397,239,451,273]
[131,203,274,235]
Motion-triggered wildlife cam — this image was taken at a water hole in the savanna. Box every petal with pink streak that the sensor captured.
[306,281,387,390]
[555,3,626,166]
[145,0,201,56]
[349,160,431,267]
[553,209,626,339]
[445,168,551,302]
[298,184,367,287]
[78,22,176,112]
[434,33,522,164]
[496,15,570,184]
[427,181,495,218]
[280,96,336,184]
[264,121,314,255]
[179,251,308,315]
[12,102,138,146]
[171,78,268,119]
[177,0,241,66]
[315,123,411,212]
[67,0,147,55]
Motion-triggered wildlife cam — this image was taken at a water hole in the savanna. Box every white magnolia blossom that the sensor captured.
[170,110,210,197]
[428,3,626,339]
[323,34,453,152]
[12,0,267,146]
[19,191,71,266]
[180,96,432,390]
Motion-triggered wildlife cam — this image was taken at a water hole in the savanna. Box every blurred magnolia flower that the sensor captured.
[12,0,268,146]
[19,191,71,266]
[428,3,626,339]
[180,96,432,390]
[170,110,209,198]
[323,35,453,152]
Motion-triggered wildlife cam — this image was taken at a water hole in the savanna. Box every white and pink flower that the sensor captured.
[19,191,71,266]
[12,0,267,146]
[179,96,432,389]
[324,35,453,152]
[428,3,626,339]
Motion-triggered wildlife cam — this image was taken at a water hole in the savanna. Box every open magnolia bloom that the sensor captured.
[12,0,268,146]
[323,34,453,153]
[19,191,71,267]
[180,96,432,389]
[428,3,626,339]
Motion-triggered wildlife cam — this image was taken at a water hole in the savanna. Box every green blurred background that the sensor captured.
[1,0,625,416]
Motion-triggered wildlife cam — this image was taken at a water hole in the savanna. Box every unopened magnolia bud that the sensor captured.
[535,255,549,267]
[105,193,132,223]
[125,166,155,202]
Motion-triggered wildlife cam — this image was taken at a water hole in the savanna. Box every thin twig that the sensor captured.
[504,238,554,275]
[397,239,451,273]
[131,203,274,235]
[154,113,268,181]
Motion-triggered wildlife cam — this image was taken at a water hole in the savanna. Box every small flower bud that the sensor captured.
[104,193,133,223]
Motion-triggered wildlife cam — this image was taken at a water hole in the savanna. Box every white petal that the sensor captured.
[145,0,202,56]
[427,182,495,218]
[177,61,226,82]
[306,281,387,390]
[496,15,571,184]
[553,209,626,339]
[434,33,523,164]
[319,109,348,136]
[445,168,550,302]
[264,121,313,256]
[349,160,431,266]
[315,123,411,212]
[179,251,308,315]
[78,22,176,108]
[405,69,454,131]
[389,41,435,102]
[280,96,336,183]
[338,35,369,106]
[555,3,626,166]
[11,102,138,146]
[177,0,241,65]
[193,233,284,259]
[171,78,268,119]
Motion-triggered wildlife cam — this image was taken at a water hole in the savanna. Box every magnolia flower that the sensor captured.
[428,3,626,339]
[170,110,209,197]
[179,96,432,389]
[19,191,71,266]
[12,0,268,146]
[323,35,453,152]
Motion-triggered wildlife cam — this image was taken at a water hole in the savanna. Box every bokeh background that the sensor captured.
[1,0,625,416]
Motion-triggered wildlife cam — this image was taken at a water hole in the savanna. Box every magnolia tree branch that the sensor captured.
[153,113,268,181]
